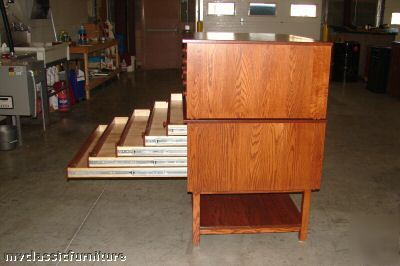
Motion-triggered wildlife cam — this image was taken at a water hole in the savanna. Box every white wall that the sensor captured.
[202,0,323,39]
[0,0,91,44]
[383,0,400,40]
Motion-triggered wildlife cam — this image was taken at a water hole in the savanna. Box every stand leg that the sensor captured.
[192,193,200,246]
[40,79,49,131]
[115,45,120,79]
[84,53,90,100]
[12,116,22,146]
[64,60,71,107]
[299,190,311,241]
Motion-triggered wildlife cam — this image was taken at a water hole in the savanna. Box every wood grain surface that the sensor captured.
[183,32,332,45]
[68,125,107,168]
[118,109,150,147]
[168,93,184,125]
[186,43,331,119]
[69,40,119,54]
[200,193,301,231]
[299,190,311,241]
[146,101,169,136]
[91,117,128,157]
[192,193,201,245]
[188,122,326,193]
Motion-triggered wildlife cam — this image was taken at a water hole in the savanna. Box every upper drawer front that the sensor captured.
[186,43,331,119]
[188,121,326,193]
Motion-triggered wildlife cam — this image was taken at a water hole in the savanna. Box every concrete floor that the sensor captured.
[0,70,399,266]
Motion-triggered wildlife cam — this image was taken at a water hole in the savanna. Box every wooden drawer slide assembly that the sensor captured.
[168,93,187,136]
[144,101,187,146]
[117,101,187,157]
[67,94,187,179]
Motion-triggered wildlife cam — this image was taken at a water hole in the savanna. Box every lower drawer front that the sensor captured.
[188,122,326,193]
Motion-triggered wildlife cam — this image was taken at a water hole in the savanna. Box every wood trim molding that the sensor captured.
[89,121,115,157]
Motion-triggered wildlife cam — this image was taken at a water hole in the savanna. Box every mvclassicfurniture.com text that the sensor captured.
[4,250,127,262]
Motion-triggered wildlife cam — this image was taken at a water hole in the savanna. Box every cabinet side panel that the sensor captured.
[186,43,331,119]
[311,46,332,119]
[187,122,326,193]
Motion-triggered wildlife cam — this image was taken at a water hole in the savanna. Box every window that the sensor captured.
[391,12,400,25]
[208,2,235,16]
[249,3,276,16]
[290,4,317,17]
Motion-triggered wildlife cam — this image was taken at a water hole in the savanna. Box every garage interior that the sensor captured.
[0,0,399,265]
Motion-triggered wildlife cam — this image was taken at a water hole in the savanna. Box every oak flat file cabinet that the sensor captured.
[183,33,332,245]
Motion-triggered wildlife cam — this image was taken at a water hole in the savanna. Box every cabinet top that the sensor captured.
[183,32,332,46]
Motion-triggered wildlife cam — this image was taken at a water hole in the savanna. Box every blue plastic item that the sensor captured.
[69,70,85,101]
[115,34,126,55]
[89,56,104,63]
[78,25,87,45]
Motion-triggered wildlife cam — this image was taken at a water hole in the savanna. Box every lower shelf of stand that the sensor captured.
[87,69,121,91]
[200,193,301,235]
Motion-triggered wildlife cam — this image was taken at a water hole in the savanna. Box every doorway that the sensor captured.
[142,0,182,69]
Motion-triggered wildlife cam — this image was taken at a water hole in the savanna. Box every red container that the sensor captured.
[58,90,69,112]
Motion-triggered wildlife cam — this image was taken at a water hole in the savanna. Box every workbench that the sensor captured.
[183,32,332,245]
[69,40,120,99]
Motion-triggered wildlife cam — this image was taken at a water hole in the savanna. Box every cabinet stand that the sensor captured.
[192,190,311,245]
